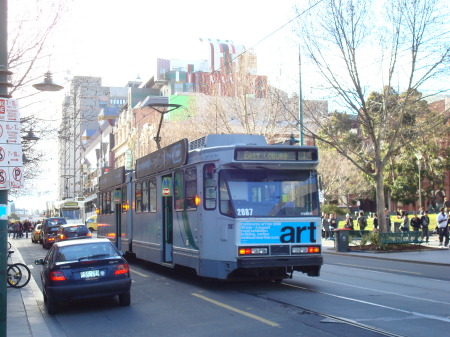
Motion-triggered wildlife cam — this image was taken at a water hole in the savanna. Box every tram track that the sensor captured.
[237,282,406,337]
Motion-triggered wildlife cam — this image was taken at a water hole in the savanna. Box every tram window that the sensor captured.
[149,178,157,212]
[135,182,142,213]
[102,192,107,214]
[99,194,103,215]
[142,181,149,212]
[185,168,197,210]
[174,171,184,211]
[219,179,234,216]
[110,190,115,213]
[106,191,112,214]
[122,185,128,213]
[204,164,216,210]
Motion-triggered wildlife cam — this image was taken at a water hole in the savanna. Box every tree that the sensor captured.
[318,150,372,207]
[291,0,450,232]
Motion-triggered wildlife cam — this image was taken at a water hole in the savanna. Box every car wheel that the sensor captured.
[47,296,57,314]
[89,227,94,232]
[118,292,130,306]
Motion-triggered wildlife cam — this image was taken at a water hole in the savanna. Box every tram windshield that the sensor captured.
[219,169,319,217]
[61,208,81,220]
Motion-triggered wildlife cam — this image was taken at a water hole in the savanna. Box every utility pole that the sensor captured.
[298,45,304,146]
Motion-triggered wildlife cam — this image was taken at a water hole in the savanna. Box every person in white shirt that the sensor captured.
[436,207,449,248]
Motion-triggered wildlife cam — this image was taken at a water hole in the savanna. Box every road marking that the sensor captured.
[130,268,149,277]
[283,282,450,323]
[335,262,422,275]
[192,293,280,327]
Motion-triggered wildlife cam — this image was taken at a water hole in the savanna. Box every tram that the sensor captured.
[46,199,84,224]
[97,134,323,281]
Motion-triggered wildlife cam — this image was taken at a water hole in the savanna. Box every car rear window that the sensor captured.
[63,225,89,238]
[56,242,119,262]
[46,226,60,233]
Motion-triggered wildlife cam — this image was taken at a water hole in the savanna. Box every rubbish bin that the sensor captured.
[334,228,350,252]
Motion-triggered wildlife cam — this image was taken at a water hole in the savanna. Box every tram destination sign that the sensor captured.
[235,148,317,161]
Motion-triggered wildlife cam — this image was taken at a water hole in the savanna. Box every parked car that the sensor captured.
[55,224,92,243]
[35,238,132,314]
[39,217,67,244]
[31,224,42,243]
[85,215,97,232]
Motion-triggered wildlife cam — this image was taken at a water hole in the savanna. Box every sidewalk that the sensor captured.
[7,240,53,337]
[6,233,450,337]
[322,232,450,266]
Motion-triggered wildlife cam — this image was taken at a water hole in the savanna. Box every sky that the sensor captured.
[10,0,308,211]
[9,0,449,212]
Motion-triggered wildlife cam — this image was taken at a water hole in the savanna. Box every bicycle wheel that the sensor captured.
[7,263,31,288]
[7,241,11,250]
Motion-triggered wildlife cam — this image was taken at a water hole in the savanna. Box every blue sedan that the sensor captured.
[35,238,132,314]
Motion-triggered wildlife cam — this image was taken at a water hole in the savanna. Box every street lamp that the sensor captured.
[32,71,64,92]
[141,97,181,150]
[415,152,423,208]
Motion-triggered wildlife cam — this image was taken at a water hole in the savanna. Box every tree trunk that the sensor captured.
[375,172,387,233]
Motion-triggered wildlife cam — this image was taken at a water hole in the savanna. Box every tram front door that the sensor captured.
[163,195,173,263]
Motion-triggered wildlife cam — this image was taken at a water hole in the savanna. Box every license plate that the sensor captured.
[80,270,100,278]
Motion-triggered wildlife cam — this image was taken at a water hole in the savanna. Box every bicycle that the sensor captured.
[7,250,31,288]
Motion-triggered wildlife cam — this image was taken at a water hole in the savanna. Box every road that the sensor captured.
[10,237,450,337]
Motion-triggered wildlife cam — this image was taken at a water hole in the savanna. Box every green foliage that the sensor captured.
[8,212,20,221]
[321,204,349,216]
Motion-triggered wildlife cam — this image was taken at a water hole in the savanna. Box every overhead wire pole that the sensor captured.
[298,45,304,146]
[0,0,8,335]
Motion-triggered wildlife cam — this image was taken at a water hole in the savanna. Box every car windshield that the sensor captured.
[219,169,319,217]
[56,242,119,262]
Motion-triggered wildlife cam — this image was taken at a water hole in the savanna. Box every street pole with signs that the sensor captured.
[0,0,10,335]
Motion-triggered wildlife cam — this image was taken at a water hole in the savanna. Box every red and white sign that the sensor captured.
[0,98,23,190]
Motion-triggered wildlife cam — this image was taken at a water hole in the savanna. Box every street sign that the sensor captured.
[0,98,23,189]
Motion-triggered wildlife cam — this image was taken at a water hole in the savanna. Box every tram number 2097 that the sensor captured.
[237,208,253,216]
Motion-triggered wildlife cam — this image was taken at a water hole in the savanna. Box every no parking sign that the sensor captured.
[0,98,23,190]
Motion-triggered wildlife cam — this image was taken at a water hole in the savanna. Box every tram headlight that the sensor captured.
[238,246,268,255]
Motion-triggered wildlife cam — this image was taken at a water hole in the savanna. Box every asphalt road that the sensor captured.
[11,237,450,337]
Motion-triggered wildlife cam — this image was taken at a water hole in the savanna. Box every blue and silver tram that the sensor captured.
[97,134,323,281]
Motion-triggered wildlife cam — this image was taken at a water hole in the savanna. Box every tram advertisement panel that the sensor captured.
[240,221,317,244]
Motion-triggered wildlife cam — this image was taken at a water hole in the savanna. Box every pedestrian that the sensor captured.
[445,197,450,212]
[401,211,409,233]
[410,212,421,231]
[436,207,449,248]
[344,213,354,229]
[385,208,392,233]
[8,221,14,238]
[420,210,430,244]
[13,221,20,239]
[329,213,338,239]
[357,211,367,230]
[419,207,425,216]
[24,220,30,239]
[373,213,378,231]
[322,213,331,240]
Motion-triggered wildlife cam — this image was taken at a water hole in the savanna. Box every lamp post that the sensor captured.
[415,152,423,208]
[141,98,181,150]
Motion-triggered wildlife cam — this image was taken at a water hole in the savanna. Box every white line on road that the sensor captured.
[282,282,450,323]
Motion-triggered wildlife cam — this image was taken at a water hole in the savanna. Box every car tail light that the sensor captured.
[50,271,66,281]
[48,237,54,242]
[114,264,129,275]
[59,234,66,240]
[87,232,92,237]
